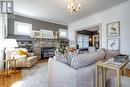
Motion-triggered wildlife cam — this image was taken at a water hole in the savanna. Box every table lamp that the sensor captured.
[4,39,18,59]
[4,39,18,48]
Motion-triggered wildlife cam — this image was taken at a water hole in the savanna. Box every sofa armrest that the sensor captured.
[27,56,37,62]
[28,53,35,57]
[48,58,77,87]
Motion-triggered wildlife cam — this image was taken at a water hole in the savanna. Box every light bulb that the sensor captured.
[68,5,70,9]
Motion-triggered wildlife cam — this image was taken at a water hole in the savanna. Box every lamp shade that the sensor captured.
[4,39,18,48]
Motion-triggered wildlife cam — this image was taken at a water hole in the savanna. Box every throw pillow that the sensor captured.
[16,48,29,57]
[11,51,27,59]
[71,49,105,69]
[67,51,78,65]
[55,51,78,65]
[55,51,68,64]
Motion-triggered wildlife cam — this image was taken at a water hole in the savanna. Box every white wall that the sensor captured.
[68,0,130,55]
[0,14,6,69]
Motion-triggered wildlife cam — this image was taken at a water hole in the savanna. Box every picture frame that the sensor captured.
[107,21,120,37]
[40,29,54,39]
[107,38,120,50]
[31,30,42,38]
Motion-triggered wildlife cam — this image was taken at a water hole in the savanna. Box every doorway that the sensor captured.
[76,25,101,53]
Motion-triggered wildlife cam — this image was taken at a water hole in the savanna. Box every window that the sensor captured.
[59,29,68,38]
[14,21,32,36]
[77,34,89,49]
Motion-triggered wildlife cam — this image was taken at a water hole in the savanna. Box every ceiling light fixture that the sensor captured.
[67,0,81,14]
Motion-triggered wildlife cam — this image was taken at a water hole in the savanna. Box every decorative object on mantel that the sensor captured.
[107,38,120,50]
[107,21,120,37]
[53,31,58,39]
[40,29,54,39]
[31,30,42,38]
[67,0,81,14]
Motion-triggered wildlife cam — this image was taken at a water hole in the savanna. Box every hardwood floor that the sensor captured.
[0,59,48,87]
[0,70,22,87]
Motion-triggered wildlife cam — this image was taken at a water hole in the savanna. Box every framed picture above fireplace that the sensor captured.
[40,29,54,39]
[31,30,42,38]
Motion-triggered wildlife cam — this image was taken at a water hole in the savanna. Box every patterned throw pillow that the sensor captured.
[55,51,68,64]
[67,51,78,65]
[55,51,78,65]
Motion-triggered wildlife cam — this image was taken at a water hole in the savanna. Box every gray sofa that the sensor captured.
[48,49,120,87]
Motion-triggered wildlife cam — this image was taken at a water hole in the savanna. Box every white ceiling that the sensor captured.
[15,0,128,25]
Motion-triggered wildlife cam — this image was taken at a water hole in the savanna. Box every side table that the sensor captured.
[96,60,129,87]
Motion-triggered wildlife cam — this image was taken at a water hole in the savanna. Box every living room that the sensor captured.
[0,0,130,87]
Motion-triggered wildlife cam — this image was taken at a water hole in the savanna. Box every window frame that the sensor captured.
[14,21,32,36]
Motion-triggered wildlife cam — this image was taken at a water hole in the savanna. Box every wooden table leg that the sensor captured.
[117,69,120,87]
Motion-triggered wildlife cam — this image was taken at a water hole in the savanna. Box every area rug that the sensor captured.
[22,63,48,79]
[11,63,48,87]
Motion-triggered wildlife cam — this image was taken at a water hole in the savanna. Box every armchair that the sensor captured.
[5,48,37,68]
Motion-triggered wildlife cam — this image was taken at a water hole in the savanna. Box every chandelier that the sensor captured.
[67,0,81,14]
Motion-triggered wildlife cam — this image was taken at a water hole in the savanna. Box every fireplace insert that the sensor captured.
[41,47,55,59]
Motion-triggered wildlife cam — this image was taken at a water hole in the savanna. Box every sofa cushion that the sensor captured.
[71,49,105,69]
